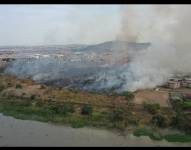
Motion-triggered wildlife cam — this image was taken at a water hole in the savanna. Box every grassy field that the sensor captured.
[0,97,191,143]
[0,75,191,143]
[163,134,191,142]
[133,127,163,140]
[0,96,132,131]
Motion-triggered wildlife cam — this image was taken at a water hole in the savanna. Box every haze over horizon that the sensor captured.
[0,5,121,46]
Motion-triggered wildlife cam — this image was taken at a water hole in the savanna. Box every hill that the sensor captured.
[78,40,151,52]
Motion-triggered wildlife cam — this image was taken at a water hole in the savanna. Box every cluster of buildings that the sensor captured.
[68,51,114,64]
[167,77,191,89]
[0,49,115,66]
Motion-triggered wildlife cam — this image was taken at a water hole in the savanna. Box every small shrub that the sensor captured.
[109,107,126,122]
[143,102,160,114]
[40,85,46,89]
[46,103,74,115]
[133,127,162,141]
[123,91,134,101]
[164,134,191,142]
[36,101,44,107]
[81,104,93,115]
[58,87,62,90]
[126,111,139,125]
[15,84,22,89]
[7,82,12,87]
[111,91,118,96]
[30,94,36,100]
[172,112,191,134]
[70,117,87,128]
[59,103,74,115]
[0,84,5,92]
[83,79,93,85]
[181,101,191,109]
[151,114,167,128]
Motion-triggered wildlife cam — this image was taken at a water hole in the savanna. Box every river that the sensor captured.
[0,114,190,147]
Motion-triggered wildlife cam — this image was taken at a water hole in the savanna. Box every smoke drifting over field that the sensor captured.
[91,5,191,91]
[4,5,191,92]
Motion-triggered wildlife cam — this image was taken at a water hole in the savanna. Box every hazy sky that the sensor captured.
[0,5,121,46]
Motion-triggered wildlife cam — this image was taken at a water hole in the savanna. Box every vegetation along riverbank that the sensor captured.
[0,75,191,143]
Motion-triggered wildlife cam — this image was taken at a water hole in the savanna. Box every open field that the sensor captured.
[0,74,191,143]
[0,75,128,108]
[134,90,170,107]
[0,75,172,127]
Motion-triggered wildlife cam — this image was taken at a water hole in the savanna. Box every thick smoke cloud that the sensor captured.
[4,5,191,92]
[4,58,103,82]
[95,5,191,91]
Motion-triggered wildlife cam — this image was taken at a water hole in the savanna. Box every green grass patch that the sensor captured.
[1,96,191,143]
[15,83,22,89]
[70,116,88,128]
[133,127,191,143]
[143,102,160,114]
[133,127,162,141]
[0,84,6,92]
[0,97,112,130]
[30,95,36,100]
[181,101,191,109]
[164,134,191,142]
[81,104,93,115]
[122,91,134,101]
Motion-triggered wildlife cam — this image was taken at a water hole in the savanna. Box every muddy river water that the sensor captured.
[0,114,190,147]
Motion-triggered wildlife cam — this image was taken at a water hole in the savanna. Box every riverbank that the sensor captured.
[0,114,191,147]
[0,75,191,144]
[1,88,191,144]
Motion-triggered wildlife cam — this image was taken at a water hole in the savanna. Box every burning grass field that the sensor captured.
[0,74,135,130]
[0,74,191,143]
[0,75,128,108]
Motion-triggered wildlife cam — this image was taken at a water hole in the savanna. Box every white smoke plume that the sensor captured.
[4,5,191,92]
[92,5,191,92]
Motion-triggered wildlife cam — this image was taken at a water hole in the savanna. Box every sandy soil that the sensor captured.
[134,90,170,107]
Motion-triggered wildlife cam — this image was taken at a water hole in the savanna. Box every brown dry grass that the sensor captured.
[0,75,178,129]
[134,90,170,107]
[0,75,128,108]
